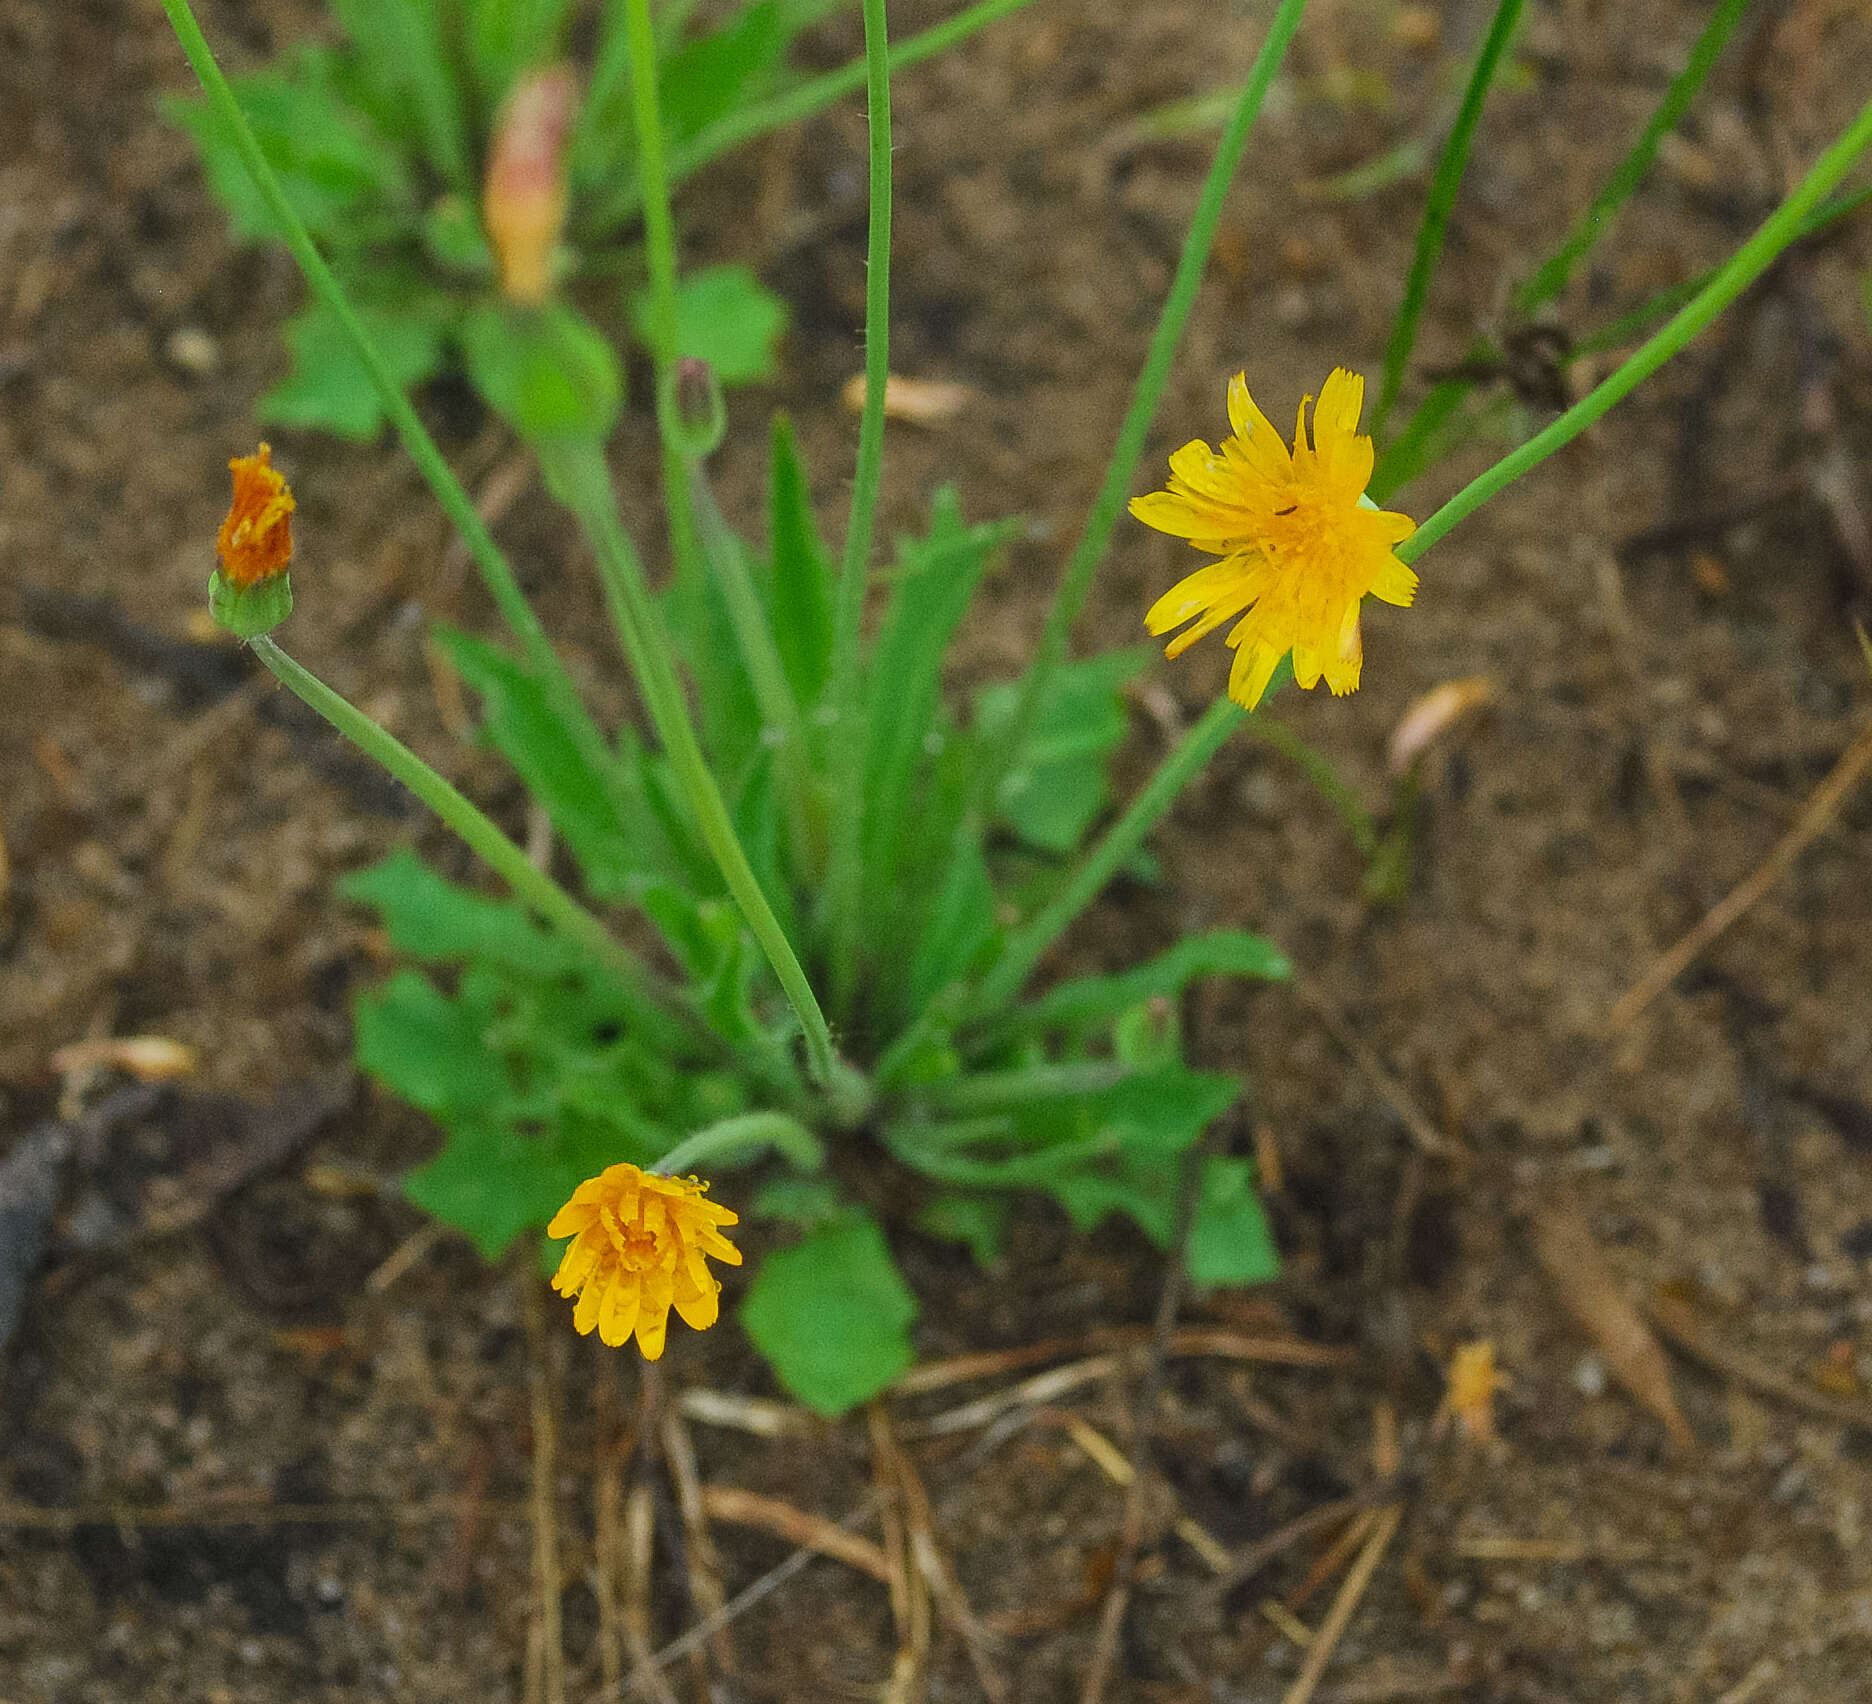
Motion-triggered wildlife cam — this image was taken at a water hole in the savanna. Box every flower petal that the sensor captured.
[597,1272,641,1348]
[1369,554,1419,606]
[1227,634,1287,711]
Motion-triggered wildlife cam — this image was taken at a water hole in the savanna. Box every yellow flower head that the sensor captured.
[215,444,295,589]
[547,1163,742,1360]
[1131,369,1417,710]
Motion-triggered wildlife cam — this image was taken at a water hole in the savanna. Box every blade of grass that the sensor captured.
[819,0,895,1017]
[1370,0,1526,441]
[1572,180,1872,357]
[1513,0,1752,315]
[975,0,1309,817]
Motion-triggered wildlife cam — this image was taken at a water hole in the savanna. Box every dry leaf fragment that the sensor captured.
[1442,1341,1505,1444]
[1386,676,1494,776]
[1529,1203,1695,1451]
[49,1035,199,1082]
[841,372,975,425]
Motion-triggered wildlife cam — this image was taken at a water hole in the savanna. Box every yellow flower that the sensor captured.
[1131,368,1417,710]
[215,444,295,589]
[546,1163,742,1359]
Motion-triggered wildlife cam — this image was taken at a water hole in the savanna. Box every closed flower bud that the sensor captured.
[483,66,578,306]
[208,444,295,638]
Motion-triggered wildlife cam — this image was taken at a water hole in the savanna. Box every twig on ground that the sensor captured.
[1608,714,1872,1030]
[1280,1503,1403,1704]
[1055,1412,1231,1574]
[524,1279,567,1704]
[1078,1118,1216,1704]
[1286,1509,1380,1613]
[892,1420,1008,1703]
[894,1325,1350,1398]
[697,1485,891,1582]
[365,1220,448,1294]
[1296,980,1471,1163]
[1649,1290,1872,1428]
[868,1404,930,1704]
[625,1479,680,1704]
[660,1405,731,1676]
[595,1358,634,1699]
[676,1388,818,1438]
[606,1491,887,1700]
[1190,1494,1378,1604]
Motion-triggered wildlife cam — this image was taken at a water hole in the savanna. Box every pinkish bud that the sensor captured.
[482,66,578,306]
[1386,676,1494,777]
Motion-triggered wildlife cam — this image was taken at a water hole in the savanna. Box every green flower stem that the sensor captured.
[650,1111,825,1178]
[970,697,1243,1017]
[1513,0,1750,315]
[158,0,620,798]
[246,635,668,1016]
[1371,0,1526,440]
[1399,91,1872,567]
[541,440,865,1115]
[689,465,822,871]
[587,0,1037,232]
[820,0,896,1015]
[977,0,1308,818]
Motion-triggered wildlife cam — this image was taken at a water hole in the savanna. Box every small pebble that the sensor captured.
[1573,1354,1607,1397]
[164,325,220,375]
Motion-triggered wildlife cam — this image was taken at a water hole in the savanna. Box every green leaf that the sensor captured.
[259,295,450,441]
[862,492,1016,900]
[461,0,582,109]
[766,413,835,708]
[630,264,788,385]
[904,831,999,1021]
[1186,1157,1280,1285]
[1011,930,1292,1038]
[166,47,413,245]
[354,970,510,1115]
[339,849,590,977]
[404,1117,583,1259]
[658,1,790,143]
[433,627,658,899]
[329,0,472,189]
[459,300,623,442]
[982,646,1155,854]
[915,1193,1010,1269]
[423,195,494,275]
[741,1214,917,1415]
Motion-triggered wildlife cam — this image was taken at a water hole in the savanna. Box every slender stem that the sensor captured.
[689,465,821,872]
[916,1060,1134,1115]
[970,698,1243,1017]
[649,1111,825,1177]
[1513,0,1751,315]
[1371,0,1526,439]
[585,0,1038,232]
[1399,92,1872,567]
[541,440,864,1112]
[819,0,895,1014]
[159,0,613,776]
[978,0,1308,819]
[247,636,666,1014]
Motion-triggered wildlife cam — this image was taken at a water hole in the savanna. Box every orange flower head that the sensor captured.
[215,444,295,589]
[1130,368,1417,710]
[547,1163,742,1360]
